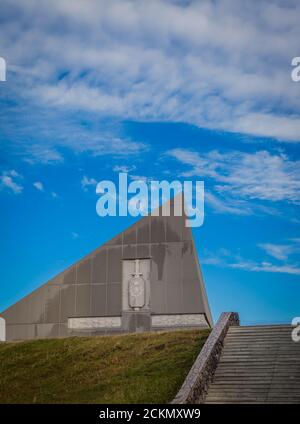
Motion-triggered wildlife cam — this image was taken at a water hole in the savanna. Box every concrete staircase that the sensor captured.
[205,325,300,404]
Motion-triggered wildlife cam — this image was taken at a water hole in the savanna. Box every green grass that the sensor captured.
[0,329,209,404]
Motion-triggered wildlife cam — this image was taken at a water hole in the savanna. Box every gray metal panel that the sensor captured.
[76,258,91,284]
[165,214,183,242]
[150,216,166,243]
[136,218,150,244]
[91,249,107,284]
[150,280,166,314]
[166,282,184,314]
[62,266,76,284]
[2,297,30,325]
[136,243,150,258]
[75,284,91,317]
[151,243,167,282]
[6,324,33,341]
[60,285,75,322]
[107,246,122,283]
[28,288,45,324]
[91,284,107,316]
[123,244,137,260]
[36,323,60,339]
[165,243,184,313]
[182,279,204,313]
[182,221,193,241]
[44,285,60,323]
[165,243,182,285]
[123,226,136,245]
[107,283,122,316]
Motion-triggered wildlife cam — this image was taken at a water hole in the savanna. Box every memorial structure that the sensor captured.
[0,197,212,341]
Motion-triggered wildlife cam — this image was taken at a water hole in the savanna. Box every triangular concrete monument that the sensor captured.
[0,196,212,340]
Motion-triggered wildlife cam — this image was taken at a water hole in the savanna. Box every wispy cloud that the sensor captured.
[0,0,299,149]
[231,260,300,276]
[113,165,136,173]
[167,148,300,204]
[202,247,300,276]
[259,243,291,261]
[33,181,44,191]
[205,191,254,216]
[24,146,64,165]
[0,170,23,194]
[259,239,300,261]
[81,175,97,191]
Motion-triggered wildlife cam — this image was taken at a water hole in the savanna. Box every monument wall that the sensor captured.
[0,200,212,340]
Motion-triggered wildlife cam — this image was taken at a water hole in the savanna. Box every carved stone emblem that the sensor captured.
[128,259,146,310]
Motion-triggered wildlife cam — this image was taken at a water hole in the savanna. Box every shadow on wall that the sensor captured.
[0,317,5,341]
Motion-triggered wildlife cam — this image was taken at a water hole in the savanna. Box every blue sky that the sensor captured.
[0,0,300,324]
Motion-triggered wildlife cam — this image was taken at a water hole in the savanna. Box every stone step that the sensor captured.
[225,339,294,344]
[205,401,298,404]
[209,383,300,388]
[205,398,300,403]
[206,393,300,399]
[214,377,300,381]
[207,394,300,398]
[214,371,300,375]
[222,345,299,350]
[228,325,293,330]
[221,351,300,356]
[227,328,293,332]
[215,371,300,375]
[220,357,300,361]
[204,324,300,404]
[225,336,294,341]
[227,330,293,335]
[206,401,300,404]
[208,383,300,389]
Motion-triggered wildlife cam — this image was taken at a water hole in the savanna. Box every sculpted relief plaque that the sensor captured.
[123,259,150,312]
[128,260,146,310]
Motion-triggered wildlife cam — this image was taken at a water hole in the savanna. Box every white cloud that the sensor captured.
[231,260,300,276]
[51,191,58,198]
[33,181,44,191]
[259,243,291,261]
[167,148,300,204]
[205,191,254,216]
[0,170,23,194]
[81,175,97,191]
[202,248,300,276]
[259,239,300,260]
[113,165,136,173]
[24,146,64,165]
[233,113,300,142]
[1,0,300,145]
[8,169,20,178]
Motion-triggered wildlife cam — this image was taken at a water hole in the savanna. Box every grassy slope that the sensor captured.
[0,329,209,404]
